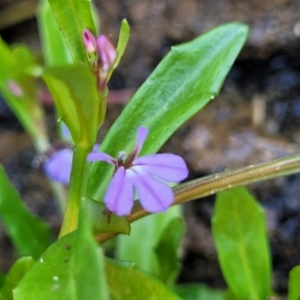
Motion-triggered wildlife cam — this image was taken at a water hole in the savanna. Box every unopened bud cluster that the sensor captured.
[82,29,117,91]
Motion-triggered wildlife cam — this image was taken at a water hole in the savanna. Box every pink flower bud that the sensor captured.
[96,35,117,91]
[82,29,97,53]
[7,80,23,97]
[96,35,117,72]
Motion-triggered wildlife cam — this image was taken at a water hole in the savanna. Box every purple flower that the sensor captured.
[43,144,100,185]
[87,127,188,216]
[43,148,73,185]
[61,122,72,142]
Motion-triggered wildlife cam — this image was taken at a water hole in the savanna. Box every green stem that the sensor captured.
[59,145,90,238]
[96,153,300,243]
[49,182,66,213]
[33,134,49,153]
[173,153,300,204]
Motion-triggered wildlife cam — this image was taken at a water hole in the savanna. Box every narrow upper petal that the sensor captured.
[128,167,174,213]
[124,127,149,166]
[104,166,134,216]
[133,153,188,182]
[44,149,73,185]
[135,127,149,156]
[92,144,101,152]
[87,152,116,165]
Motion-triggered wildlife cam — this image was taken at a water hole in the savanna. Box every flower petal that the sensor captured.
[124,127,149,166]
[44,149,73,185]
[135,127,149,155]
[128,167,174,213]
[61,123,72,141]
[104,166,134,216]
[87,152,116,165]
[133,153,188,182]
[92,144,101,152]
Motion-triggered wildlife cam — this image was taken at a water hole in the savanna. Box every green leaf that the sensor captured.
[212,187,272,300]
[288,266,300,300]
[14,233,76,300]
[0,273,4,289]
[154,218,185,284]
[0,165,53,258]
[10,45,41,99]
[114,19,130,69]
[173,283,224,300]
[0,38,48,152]
[48,0,96,63]
[0,257,35,300]
[85,198,130,235]
[223,289,239,300]
[116,206,181,276]
[0,36,11,67]
[87,22,249,200]
[14,209,109,300]
[42,65,100,147]
[105,258,181,300]
[15,224,178,300]
[37,0,72,66]
[91,2,100,35]
[107,19,130,81]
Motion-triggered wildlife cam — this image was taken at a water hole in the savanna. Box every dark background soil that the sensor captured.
[1,0,300,298]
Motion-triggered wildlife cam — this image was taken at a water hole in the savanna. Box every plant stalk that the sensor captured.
[59,145,90,238]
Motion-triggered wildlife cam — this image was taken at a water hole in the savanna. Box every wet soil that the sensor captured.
[1,0,300,297]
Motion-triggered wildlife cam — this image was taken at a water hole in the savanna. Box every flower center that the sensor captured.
[117,158,124,168]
